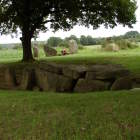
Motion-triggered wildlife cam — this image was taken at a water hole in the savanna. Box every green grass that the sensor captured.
[1,46,140,73]
[0,90,140,139]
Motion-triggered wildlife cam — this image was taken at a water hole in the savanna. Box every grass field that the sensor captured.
[0,45,140,139]
[0,90,140,139]
[1,45,140,73]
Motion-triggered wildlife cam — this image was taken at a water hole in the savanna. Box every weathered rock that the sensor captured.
[86,64,129,80]
[0,63,133,92]
[0,68,16,89]
[63,65,86,79]
[4,68,16,89]
[74,79,109,92]
[39,63,62,74]
[14,68,23,86]
[35,69,49,91]
[20,69,36,90]
[35,69,74,92]
[5,69,15,85]
[43,45,57,56]
[111,77,132,90]
[103,43,120,52]
[33,46,39,58]
[131,74,140,88]
[69,40,78,54]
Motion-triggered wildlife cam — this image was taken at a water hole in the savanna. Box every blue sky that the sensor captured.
[0,0,140,44]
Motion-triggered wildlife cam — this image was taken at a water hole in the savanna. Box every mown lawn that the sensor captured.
[0,90,140,139]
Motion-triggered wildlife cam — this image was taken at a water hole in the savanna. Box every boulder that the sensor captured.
[35,69,74,92]
[131,74,140,88]
[86,64,129,80]
[39,63,62,74]
[35,69,49,91]
[33,46,39,58]
[20,69,36,90]
[62,65,87,79]
[0,67,8,89]
[74,79,109,93]
[69,40,78,54]
[14,68,23,86]
[103,43,120,52]
[111,77,132,90]
[43,45,57,56]
[4,68,16,89]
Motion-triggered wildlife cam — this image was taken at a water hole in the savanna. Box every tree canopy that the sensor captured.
[124,31,140,38]
[0,0,137,61]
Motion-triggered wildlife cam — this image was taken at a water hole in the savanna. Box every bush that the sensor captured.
[47,37,63,47]
[58,41,69,48]
[115,40,138,50]
[102,39,139,51]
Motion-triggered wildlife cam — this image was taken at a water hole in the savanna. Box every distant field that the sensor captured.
[0,45,140,73]
[0,90,139,139]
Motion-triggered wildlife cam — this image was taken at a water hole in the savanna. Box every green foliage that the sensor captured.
[87,35,97,45]
[58,41,69,48]
[124,31,140,39]
[80,35,88,45]
[65,35,80,44]
[102,39,139,51]
[47,37,63,47]
[80,35,100,46]
[0,0,136,36]
[115,40,138,49]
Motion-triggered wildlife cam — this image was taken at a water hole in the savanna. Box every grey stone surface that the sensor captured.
[0,63,134,92]
[63,65,87,79]
[35,69,74,92]
[33,46,39,58]
[43,45,57,56]
[86,64,129,80]
[111,77,132,90]
[74,79,109,92]
[69,40,78,54]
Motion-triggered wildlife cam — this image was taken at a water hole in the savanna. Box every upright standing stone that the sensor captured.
[69,40,78,54]
[33,43,39,58]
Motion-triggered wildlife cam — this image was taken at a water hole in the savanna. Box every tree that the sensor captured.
[80,35,88,45]
[124,31,140,39]
[65,35,80,44]
[87,35,97,45]
[47,37,63,47]
[0,0,137,61]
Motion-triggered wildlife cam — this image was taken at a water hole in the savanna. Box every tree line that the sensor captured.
[47,31,140,47]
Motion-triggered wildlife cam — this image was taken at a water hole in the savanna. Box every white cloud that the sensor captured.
[0,0,140,44]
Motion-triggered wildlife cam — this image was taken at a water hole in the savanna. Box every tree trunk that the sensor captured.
[21,31,34,62]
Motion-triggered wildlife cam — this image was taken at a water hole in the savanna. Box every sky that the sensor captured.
[0,0,140,44]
